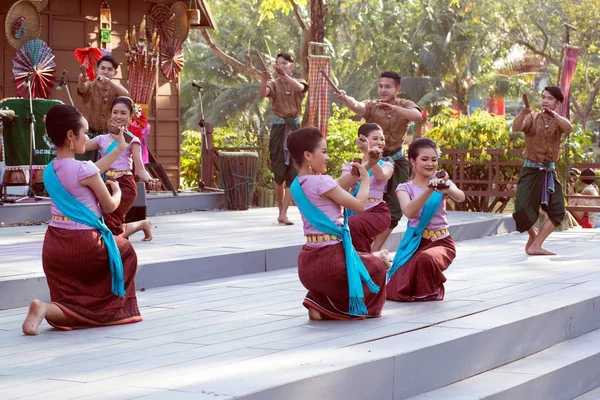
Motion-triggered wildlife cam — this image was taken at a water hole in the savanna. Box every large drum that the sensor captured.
[0,98,62,168]
[218,151,258,210]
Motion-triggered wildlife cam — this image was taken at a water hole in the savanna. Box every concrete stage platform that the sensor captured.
[0,229,600,399]
[0,208,515,309]
[0,191,225,226]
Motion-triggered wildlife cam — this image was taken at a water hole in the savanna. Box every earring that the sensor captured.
[69,140,74,151]
[308,160,313,174]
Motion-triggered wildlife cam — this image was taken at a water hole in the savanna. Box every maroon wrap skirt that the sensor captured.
[42,226,142,330]
[387,235,456,302]
[349,202,391,252]
[104,174,137,236]
[297,242,387,320]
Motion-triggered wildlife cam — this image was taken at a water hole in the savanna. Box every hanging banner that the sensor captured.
[308,56,331,137]
[558,46,578,117]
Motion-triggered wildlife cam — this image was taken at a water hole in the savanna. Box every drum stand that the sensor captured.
[13,78,49,203]
[193,82,211,189]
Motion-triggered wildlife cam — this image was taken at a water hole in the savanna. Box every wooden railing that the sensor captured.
[438,148,600,213]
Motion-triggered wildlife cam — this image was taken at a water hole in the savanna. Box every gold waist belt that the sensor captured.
[422,228,449,240]
[52,215,72,222]
[368,198,382,203]
[306,234,340,243]
[105,170,132,177]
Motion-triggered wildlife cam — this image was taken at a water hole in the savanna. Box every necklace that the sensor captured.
[280,78,292,96]
[541,114,553,129]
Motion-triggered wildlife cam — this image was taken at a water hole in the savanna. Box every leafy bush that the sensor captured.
[180,130,202,190]
[326,104,363,177]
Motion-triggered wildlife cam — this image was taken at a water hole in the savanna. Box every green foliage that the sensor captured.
[325,104,362,177]
[254,0,307,24]
[180,130,203,190]
[427,108,517,151]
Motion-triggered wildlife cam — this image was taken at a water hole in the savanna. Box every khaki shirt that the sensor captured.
[521,111,566,163]
[363,98,420,152]
[77,80,118,132]
[267,77,308,119]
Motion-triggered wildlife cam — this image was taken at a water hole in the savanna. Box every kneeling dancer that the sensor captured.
[288,127,388,320]
[387,138,465,302]
[22,105,142,335]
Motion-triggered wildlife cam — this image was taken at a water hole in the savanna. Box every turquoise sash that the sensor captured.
[387,190,444,281]
[44,161,126,297]
[291,176,380,316]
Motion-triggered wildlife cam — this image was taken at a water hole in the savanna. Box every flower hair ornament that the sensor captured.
[133,103,143,119]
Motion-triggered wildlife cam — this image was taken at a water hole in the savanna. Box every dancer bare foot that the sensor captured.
[525,227,538,252]
[22,299,46,335]
[526,245,556,256]
[277,215,294,225]
[374,249,391,270]
[308,308,325,320]
[141,220,153,242]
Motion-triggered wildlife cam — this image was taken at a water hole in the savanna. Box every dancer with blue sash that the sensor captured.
[339,123,394,254]
[259,52,308,226]
[22,105,142,335]
[287,127,388,320]
[386,138,465,302]
[511,86,572,255]
[85,97,159,240]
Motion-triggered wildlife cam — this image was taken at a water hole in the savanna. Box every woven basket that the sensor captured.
[5,0,42,50]
[30,0,48,11]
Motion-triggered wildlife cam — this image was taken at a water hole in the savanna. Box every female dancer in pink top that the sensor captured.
[287,127,388,320]
[339,123,394,254]
[85,97,159,240]
[387,138,465,301]
[22,105,142,335]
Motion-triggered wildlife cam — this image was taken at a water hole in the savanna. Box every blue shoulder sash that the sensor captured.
[290,176,380,315]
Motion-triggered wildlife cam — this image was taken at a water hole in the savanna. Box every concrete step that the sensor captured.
[407,327,600,400]
[0,191,225,225]
[226,279,600,400]
[1,230,600,399]
[573,386,600,399]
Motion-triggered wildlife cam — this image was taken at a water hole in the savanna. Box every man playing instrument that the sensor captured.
[77,55,129,161]
[259,53,308,225]
[512,86,573,255]
[335,71,423,251]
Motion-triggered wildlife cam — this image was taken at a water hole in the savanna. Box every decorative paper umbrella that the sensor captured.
[160,38,184,81]
[74,46,103,81]
[13,39,56,99]
[147,4,174,42]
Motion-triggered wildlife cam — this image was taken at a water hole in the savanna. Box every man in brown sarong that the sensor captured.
[512,86,573,255]
[335,72,423,250]
[77,55,129,161]
[260,53,308,225]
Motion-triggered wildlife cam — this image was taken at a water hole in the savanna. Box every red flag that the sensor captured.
[558,46,578,117]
